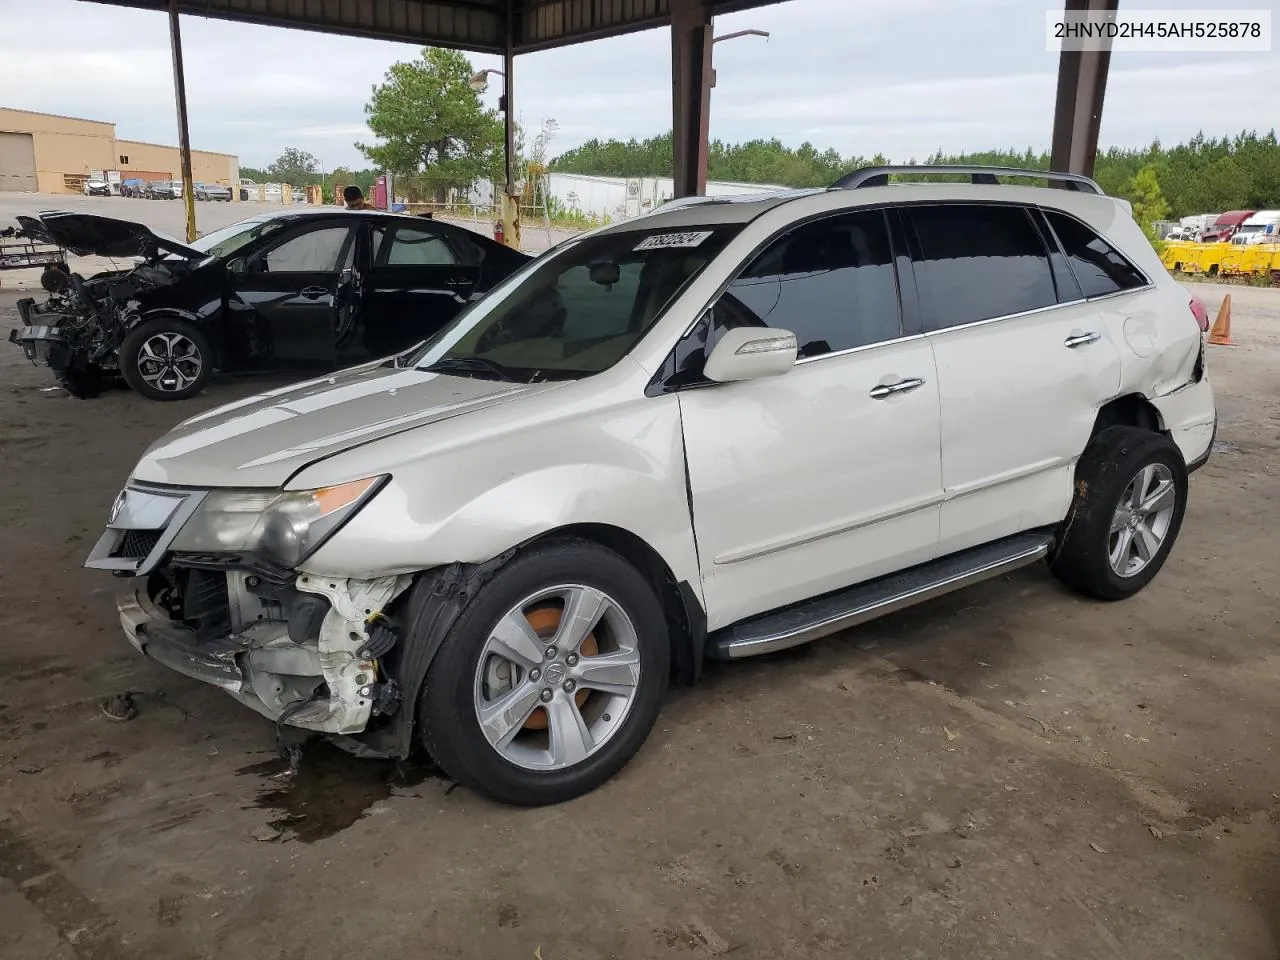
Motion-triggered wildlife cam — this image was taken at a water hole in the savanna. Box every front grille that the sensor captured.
[110,529,163,561]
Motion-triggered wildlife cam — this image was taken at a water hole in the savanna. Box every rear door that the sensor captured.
[361,221,481,356]
[902,203,1123,555]
[228,222,356,366]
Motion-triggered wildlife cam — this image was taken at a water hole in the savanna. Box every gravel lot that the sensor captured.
[1,281,1278,960]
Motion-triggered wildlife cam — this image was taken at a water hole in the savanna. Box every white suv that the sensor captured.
[87,166,1217,805]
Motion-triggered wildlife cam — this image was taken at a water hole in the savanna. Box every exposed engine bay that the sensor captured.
[122,557,413,736]
[14,258,187,397]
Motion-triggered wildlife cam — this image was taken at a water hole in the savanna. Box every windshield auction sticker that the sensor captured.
[634,231,714,251]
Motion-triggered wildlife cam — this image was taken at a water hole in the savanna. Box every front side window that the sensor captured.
[724,210,902,358]
[261,225,351,273]
[908,204,1057,331]
[1044,210,1148,298]
[407,224,739,382]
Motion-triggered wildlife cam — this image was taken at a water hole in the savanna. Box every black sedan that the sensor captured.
[8,209,532,400]
[144,180,179,199]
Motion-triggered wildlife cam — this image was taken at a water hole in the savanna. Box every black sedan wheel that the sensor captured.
[120,318,212,401]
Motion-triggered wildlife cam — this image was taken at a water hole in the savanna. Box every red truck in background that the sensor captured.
[1201,210,1256,243]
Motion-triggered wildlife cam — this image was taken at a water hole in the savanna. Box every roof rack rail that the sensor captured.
[829,165,1104,195]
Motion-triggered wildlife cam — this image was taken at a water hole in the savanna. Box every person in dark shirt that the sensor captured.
[343,186,374,210]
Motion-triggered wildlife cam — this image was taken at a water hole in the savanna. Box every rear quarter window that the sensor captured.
[1043,210,1148,298]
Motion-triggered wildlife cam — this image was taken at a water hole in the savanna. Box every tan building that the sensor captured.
[0,106,239,194]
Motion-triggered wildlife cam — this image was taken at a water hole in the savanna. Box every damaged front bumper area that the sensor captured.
[87,484,411,736]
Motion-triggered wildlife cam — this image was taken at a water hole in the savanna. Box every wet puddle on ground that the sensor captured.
[238,742,440,843]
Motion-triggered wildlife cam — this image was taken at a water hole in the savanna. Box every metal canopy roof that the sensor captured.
[86,0,784,54]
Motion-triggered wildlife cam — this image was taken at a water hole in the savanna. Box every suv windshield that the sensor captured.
[408,224,739,382]
[189,217,287,258]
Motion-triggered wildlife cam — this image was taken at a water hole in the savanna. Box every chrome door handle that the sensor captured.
[869,378,926,399]
[1064,331,1101,348]
[300,286,329,300]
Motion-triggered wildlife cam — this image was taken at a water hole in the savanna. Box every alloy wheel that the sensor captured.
[137,332,203,393]
[1108,463,1177,577]
[473,584,642,771]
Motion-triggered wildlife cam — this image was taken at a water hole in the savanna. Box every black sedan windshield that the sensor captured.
[189,217,286,259]
[410,224,739,382]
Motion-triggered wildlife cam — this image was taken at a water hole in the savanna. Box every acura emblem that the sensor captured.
[108,490,126,525]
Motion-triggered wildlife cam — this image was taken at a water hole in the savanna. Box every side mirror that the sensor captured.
[704,327,798,383]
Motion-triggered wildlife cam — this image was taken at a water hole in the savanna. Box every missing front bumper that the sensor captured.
[116,570,412,735]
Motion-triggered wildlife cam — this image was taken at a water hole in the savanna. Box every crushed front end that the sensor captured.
[86,481,410,737]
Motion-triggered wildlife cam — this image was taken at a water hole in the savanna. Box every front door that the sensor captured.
[361,222,481,357]
[901,203,1124,555]
[676,210,943,630]
[229,222,356,366]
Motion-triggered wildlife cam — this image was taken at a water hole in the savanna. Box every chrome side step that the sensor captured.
[708,531,1055,660]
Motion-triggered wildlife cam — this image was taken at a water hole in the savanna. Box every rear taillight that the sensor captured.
[1189,295,1209,332]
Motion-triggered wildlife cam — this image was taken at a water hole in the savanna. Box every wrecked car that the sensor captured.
[87,167,1216,805]
[9,209,530,400]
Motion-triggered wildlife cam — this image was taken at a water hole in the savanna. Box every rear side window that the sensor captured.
[907,204,1057,331]
[377,226,458,266]
[1043,210,1148,298]
[724,210,902,359]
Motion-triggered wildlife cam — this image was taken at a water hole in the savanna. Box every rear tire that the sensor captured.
[119,317,213,401]
[419,539,670,805]
[1050,426,1188,601]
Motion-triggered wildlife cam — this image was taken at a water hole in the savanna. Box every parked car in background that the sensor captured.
[144,180,181,200]
[78,166,1216,804]
[9,208,531,400]
[195,182,233,202]
[239,178,259,201]
[120,178,147,198]
[82,176,111,197]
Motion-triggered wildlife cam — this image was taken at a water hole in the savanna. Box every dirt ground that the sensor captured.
[2,282,1279,960]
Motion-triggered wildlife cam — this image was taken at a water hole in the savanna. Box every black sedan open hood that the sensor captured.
[35,211,207,260]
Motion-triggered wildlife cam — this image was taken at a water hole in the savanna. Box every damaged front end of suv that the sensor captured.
[86,478,419,742]
[8,212,208,398]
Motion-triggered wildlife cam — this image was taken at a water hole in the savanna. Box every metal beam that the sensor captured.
[168,0,197,242]
[1050,0,1117,177]
[671,0,713,198]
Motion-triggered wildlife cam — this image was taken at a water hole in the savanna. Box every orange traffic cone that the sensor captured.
[1208,294,1233,346]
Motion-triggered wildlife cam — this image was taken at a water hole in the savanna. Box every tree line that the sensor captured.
[550,130,1280,219]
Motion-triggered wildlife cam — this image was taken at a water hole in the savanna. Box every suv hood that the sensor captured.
[131,362,564,488]
[35,211,206,260]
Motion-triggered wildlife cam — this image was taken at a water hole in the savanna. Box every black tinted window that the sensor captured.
[724,211,902,358]
[1044,210,1148,298]
[908,205,1056,330]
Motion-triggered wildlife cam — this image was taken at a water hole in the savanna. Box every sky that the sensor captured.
[0,0,1276,172]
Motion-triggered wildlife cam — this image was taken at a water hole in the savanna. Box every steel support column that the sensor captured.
[671,0,713,198]
[168,0,197,242]
[1050,0,1118,177]
[500,0,521,249]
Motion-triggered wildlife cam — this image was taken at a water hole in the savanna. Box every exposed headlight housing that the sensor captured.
[170,475,386,568]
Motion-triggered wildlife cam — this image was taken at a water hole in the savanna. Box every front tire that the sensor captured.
[419,539,670,805]
[119,317,213,401]
[1050,426,1188,600]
